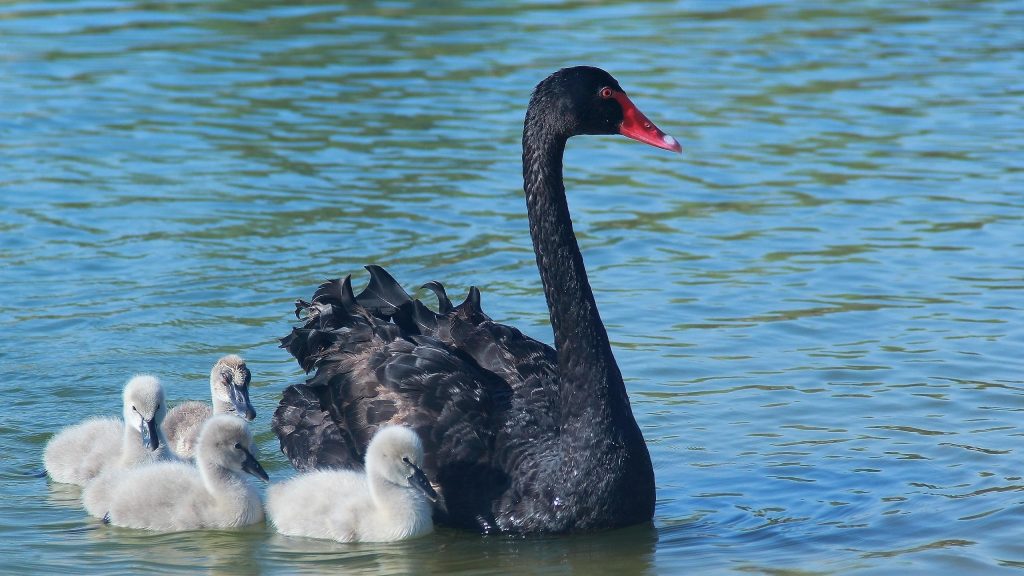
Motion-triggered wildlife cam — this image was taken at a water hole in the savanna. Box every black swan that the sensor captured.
[272,66,680,534]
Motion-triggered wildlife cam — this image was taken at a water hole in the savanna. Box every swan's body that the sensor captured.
[163,355,255,460]
[91,415,268,531]
[44,375,172,486]
[267,426,436,542]
[272,66,678,533]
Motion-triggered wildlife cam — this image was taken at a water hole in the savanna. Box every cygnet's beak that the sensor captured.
[146,418,160,450]
[134,407,160,451]
[230,385,257,422]
[240,446,269,482]
[139,415,160,451]
[407,462,439,503]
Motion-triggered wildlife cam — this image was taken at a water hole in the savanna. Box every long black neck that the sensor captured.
[521,110,635,439]
[521,87,655,525]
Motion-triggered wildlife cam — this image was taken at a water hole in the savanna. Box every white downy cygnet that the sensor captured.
[92,414,268,531]
[44,375,172,486]
[162,355,256,460]
[267,425,437,543]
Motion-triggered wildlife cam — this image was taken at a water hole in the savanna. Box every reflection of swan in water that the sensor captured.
[44,375,171,486]
[45,477,87,510]
[267,426,437,542]
[432,523,659,574]
[89,415,268,531]
[261,522,658,574]
[86,520,265,575]
[262,533,420,574]
[162,355,256,460]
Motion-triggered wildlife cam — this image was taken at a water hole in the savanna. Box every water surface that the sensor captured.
[2,0,1023,573]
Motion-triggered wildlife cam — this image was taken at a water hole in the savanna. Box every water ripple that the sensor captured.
[2,0,1023,573]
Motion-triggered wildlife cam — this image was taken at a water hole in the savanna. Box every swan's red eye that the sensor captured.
[599,87,613,99]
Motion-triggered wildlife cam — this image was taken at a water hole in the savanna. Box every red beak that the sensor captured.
[611,91,682,153]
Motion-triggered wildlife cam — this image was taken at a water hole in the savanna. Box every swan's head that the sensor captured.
[196,415,268,481]
[365,426,438,503]
[210,354,256,421]
[122,375,166,451]
[528,66,681,153]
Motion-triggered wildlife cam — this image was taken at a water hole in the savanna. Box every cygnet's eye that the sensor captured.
[402,457,412,466]
[234,443,243,450]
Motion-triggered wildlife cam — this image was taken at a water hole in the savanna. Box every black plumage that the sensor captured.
[272,66,680,533]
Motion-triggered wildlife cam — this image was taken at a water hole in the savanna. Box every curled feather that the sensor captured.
[356,265,412,317]
[422,281,454,314]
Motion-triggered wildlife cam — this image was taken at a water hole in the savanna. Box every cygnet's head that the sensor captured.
[366,426,438,503]
[210,354,256,421]
[122,375,167,451]
[196,415,268,481]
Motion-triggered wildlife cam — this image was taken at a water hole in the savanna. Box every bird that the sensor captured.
[44,374,172,486]
[271,66,679,534]
[162,355,256,460]
[87,414,268,531]
[267,425,437,542]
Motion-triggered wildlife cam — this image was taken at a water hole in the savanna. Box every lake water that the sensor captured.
[2,0,1023,573]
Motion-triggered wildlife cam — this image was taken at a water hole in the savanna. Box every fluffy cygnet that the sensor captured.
[92,415,268,531]
[44,375,171,486]
[267,425,437,542]
[163,355,256,460]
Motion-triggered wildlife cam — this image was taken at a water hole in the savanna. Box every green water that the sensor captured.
[2,0,1023,573]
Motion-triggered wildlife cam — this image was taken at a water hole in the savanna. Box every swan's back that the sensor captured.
[44,417,122,486]
[267,469,369,540]
[273,271,521,529]
[271,243,636,533]
[81,447,180,519]
[99,461,201,530]
[161,401,210,459]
